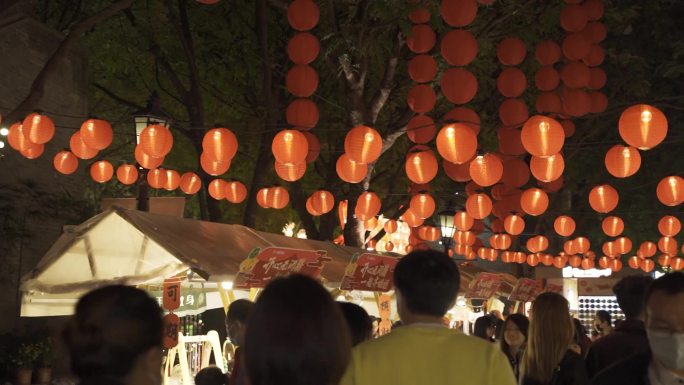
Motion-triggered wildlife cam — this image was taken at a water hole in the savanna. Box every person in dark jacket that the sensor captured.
[590,272,684,385]
[585,275,652,377]
[225,299,253,385]
[473,314,497,342]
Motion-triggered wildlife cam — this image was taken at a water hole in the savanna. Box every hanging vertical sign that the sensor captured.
[163,313,180,349]
[162,277,182,348]
[377,294,393,336]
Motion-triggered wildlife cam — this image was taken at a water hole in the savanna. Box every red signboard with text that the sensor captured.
[234,247,331,289]
[508,278,543,302]
[340,253,398,292]
[162,278,181,311]
[464,273,503,299]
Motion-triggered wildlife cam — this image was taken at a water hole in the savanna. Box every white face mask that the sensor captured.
[647,329,684,371]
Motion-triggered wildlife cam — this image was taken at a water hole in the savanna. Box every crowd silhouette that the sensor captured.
[61,250,684,385]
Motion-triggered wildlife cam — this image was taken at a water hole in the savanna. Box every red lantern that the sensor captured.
[628,256,641,269]
[443,159,472,182]
[656,176,684,206]
[384,219,398,234]
[469,153,503,187]
[497,127,526,156]
[530,153,565,182]
[440,68,478,104]
[604,145,641,178]
[356,192,381,219]
[344,125,382,164]
[616,237,633,255]
[501,157,530,188]
[147,169,167,189]
[589,67,607,90]
[561,61,591,88]
[609,259,623,272]
[497,37,526,66]
[527,236,549,253]
[640,258,655,273]
[575,237,591,254]
[436,124,478,164]
[70,131,99,160]
[267,186,290,209]
[535,66,560,91]
[455,231,477,246]
[311,190,334,214]
[527,253,540,267]
[618,104,668,150]
[80,119,113,150]
[206,179,226,200]
[521,115,564,157]
[560,4,588,32]
[53,151,78,175]
[589,184,619,213]
[440,0,478,27]
[586,21,607,43]
[454,211,474,231]
[409,7,430,23]
[402,208,424,228]
[22,112,55,144]
[583,0,605,20]
[497,67,527,98]
[554,215,576,237]
[272,129,308,165]
[501,214,524,236]
[671,257,684,271]
[275,161,306,182]
[406,24,436,54]
[410,193,436,219]
[499,98,529,128]
[139,124,173,158]
[561,120,576,138]
[658,255,672,268]
[135,145,164,170]
[602,216,624,237]
[581,257,595,270]
[408,55,438,83]
[286,65,319,97]
[569,255,582,267]
[200,152,231,176]
[163,170,180,191]
[441,29,478,66]
[225,181,248,203]
[202,128,238,163]
[554,255,568,269]
[90,160,114,183]
[407,115,436,144]
[336,154,368,183]
[287,0,319,31]
[640,242,657,258]
[562,32,591,61]
[287,33,320,64]
[116,164,138,185]
[287,99,319,130]
[658,216,681,237]
[535,40,562,65]
[658,236,678,255]
[466,193,493,220]
[520,188,549,216]
[180,172,202,195]
[302,131,320,163]
[407,84,436,113]
[418,226,441,242]
[406,150,439,184]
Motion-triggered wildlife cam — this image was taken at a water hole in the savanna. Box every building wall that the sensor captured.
[0,3,88,333]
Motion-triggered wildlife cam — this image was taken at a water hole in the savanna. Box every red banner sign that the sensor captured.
[340,253,398,292]
[464,272,503,299]
[163,313,180,348]
[508,278,543,302]
[234,247,331,289]
[162,278,181,311]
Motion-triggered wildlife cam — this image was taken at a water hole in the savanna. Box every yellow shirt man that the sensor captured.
[340,325,517,385]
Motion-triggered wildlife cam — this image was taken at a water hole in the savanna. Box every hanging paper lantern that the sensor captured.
[500,157,530,188]
[402,208,424,228]
[504,214,525,235]
[616,237,633,255]
[585,21,607,43]
[658,216,681,237]
[410,193,436,219]
[618,104,668,150]
[139,124,173,158]
[627,256,641,269]
[80,119,113,150]
[225,181,247,203]
[656,176,684,206]
[604,145,641,178]
[575,237,591,254]
[180,172,202,195]
[287,32,320,64]
[267,186,290,209]
[454,211,474,231]
[311,190,334,214]
[658,255,672,268]
[469,153,503,187]
[554,215,576,237]
[658,236,678,255]
[202,128,238,163]
[7,123,30,151]
[597,255,611,269]
[589,184,619,213]
[535,66,560,91]
[286,99,319,130]
[163,170,181,191]
[527,236,549,253]
[583,0,605,20]
[527,253,540,267]
[561,120,576,138]
[535,91,562,114]
[561,88,592,117]
[406,150,439,184]
[336,154,368,183]
[409,7,430,23]
[408,55,438,83]
[407,115,436,144]
[19,143,44,159]
[287,0,320,31]
[521,115,564,157]
[497,127,526,156]
[455,231,477,246]
[147,169,167,189]
[640,242,657,258]
[560,4,588,32]
[53,151,78,175]
[568,255,582,267]
[344,125,382,164]
[499,98,529,128]
[443,159,472,182]
[581,257,596,270]
[440,29,478,66]
[466,193,493,220]
[497,67,527,98]
[272,129,308,165]
[440,68,478,104]
[406,24,436,53]
[67,131,98,160]
[22,112,55,144]
[206,179,226,200]
[602,216,624,237]
[436,124,477,164]
[418,226,441,242]
[384,241,395,252]
[561,61,591,88]
[671,257,684,271]
[440,0,478,27]
[134,145,164,170]
[640,258,655,273]
[302,131,320,163]
[562,32,591,61]
[535,40,562,65]
[307,197,322,216]
[116,164,138,185]
[530,153,565,182]
[588,67,607,90]
[554,255,569,269]
[520,188,549,216]
[275,161,306,182]
[407,84,437,113]
[286,65,319,97]
[497,37,526,66]
[200,152,231,176]
[384,219,398,234]
[583,45,605,67]
[90,160,114,183]
[356,192,381,219]
[589,91,608,114]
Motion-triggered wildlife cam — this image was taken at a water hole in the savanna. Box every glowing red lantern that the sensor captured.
[406,150,439,184]
[53,151,78,175]
[656,176,684,206]
[503,214,524,235]
[527,236,549,253]
[90,160,113,183]
[147,169,167,189]
[530,153,564,182]
[604,145,641,178]
[589,184,619,213]
[344,125,382,164]
[436,124,478,164]
[200,152,231,176]
[202,128,238,163]
[267,186,290,209]
[521,115,564,157]
[311,190,334,214]
[163,170,180,191]
[466,193,493,220]
[469,153,503,187]
[520,188,549,216]
[336,154,368,183]
[356,192,381,219]
[554,215,576,237]
[410,193,436,219]
[575,237,591,254]
[139,124,173,158]
[225,181,248,203]
[206,179,226,200]
[640,242,657,258]
[658,236,678,255]
[384,219,398,234]
[22,112,55,144]
[402,208,424,228]
[116,164,138,185]
[640,258,655,273]
[272,129,308,165]
[180,172,202,195]
[275,161,306,182]
[454,211,474,231]
[80,119,113,150]
[658,216,681,237]
[602,216,624,237]
[618,104,668,150]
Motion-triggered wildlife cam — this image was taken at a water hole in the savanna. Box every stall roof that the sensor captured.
[21,207,390,294]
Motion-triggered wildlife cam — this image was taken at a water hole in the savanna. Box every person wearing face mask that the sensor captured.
[589,272,684,385]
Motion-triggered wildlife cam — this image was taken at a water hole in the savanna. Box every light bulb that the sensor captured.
[640,110,652,123]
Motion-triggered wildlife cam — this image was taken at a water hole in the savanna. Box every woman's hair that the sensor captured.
[522,292,575,384]
[338,302,372,346]
[62,285,163,385]
[473,315,496,340]
[244,275,351,385]
[500,314,529,359]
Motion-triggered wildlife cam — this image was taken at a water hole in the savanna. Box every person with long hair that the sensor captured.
[61,285,163,385]
[473,315,497,342]
[243,274,351,385]
[521,292,588,385]
[501,314,529,379]
[338,302,373,346]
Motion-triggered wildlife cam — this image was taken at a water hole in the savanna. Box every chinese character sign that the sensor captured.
[340,253,398,292]
[377,294,392,336]
[508,278,543,302]
[464,273,503,299]
[234,247,331,289]
[163,278,182,311]
[163,313,180,348]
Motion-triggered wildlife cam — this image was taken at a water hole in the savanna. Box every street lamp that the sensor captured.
[438,209,456,255]
[132,92,170,211]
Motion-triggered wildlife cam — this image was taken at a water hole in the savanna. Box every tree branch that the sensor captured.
[93,83,144,110]
[267,0,288,11]
[369,30,405,124]
[7,0,135,121]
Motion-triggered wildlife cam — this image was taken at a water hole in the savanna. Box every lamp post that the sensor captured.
[132,92,170,211]
[438,209,456,255]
